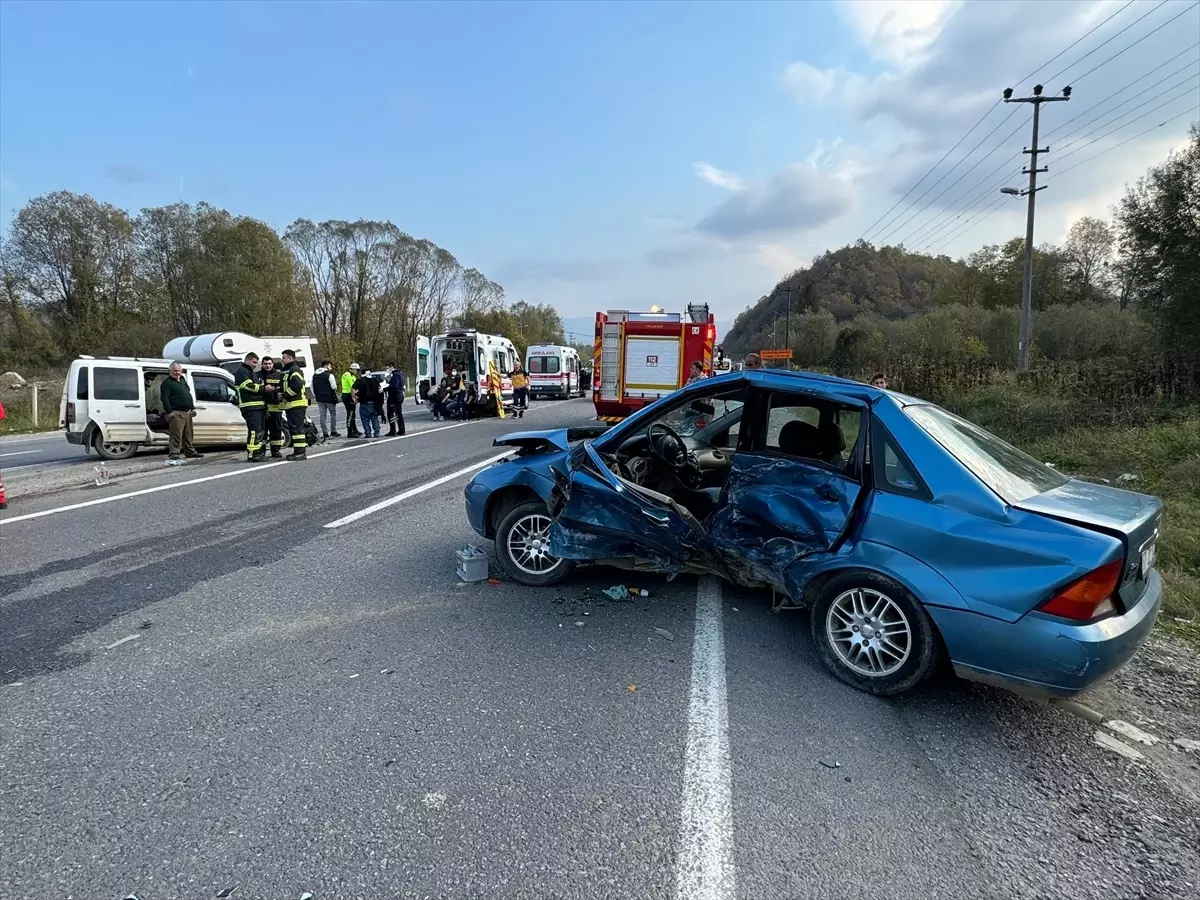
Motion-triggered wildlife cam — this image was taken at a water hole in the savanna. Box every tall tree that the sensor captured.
[1063,216,1115,304]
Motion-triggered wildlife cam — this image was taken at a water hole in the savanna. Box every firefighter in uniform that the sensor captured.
[261,356,286,459]
[233,352,266,461]
[279,349,309,460]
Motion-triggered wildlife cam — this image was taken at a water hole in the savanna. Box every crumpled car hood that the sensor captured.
[493,424,609,454]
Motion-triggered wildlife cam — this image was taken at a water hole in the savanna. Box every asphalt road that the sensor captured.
[1,397,1197,900]
[0,430,89,476]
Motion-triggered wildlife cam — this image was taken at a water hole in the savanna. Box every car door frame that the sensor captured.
[708,382,872,595]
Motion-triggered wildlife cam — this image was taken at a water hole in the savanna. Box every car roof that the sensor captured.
[711,367,882,402]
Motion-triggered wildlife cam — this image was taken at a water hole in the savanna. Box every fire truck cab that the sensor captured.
[591,303,715,422]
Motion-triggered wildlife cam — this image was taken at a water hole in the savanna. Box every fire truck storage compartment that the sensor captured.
[622,336,681,399]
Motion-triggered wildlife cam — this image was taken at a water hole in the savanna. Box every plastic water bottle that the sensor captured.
[93,464,110,487]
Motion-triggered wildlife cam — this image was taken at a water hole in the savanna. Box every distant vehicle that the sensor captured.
[591,304,716,423]
[465,368,1163,699]
[525,345,584,400]
[162,332,319,397]
[60,356,262,460]
[416,330,518,404]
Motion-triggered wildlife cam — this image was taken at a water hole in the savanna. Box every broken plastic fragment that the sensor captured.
[1103,719,1160,746]
[602,585,628,601]
[627,684,637,692]
[575,620,586,627]
[654,627,674,642]
[488,578,501,585]
[300,893,314,900]
[216,889,237,899]
[1093,730,1144,761]
[819,758,842,769]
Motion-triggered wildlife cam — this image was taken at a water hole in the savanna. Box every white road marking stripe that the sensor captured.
[676,576,736,900]
[106,634,141,650]
[0,422,473,526]
[323,451,511,528]
[0,450,39,458]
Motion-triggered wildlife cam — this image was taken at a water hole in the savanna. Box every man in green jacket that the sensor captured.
[341,362,361,438]
[161,363,201,465]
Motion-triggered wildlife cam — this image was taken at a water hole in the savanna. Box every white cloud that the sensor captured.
[782,61,841,103]
[694,163,745,191]
[837,0,962,69]
[748,243,808,278]
[696,161,858,240]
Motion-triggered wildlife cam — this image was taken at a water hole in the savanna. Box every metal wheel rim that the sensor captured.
[826,587,912,677]
[103,442,132,455]
[507,513,561,575]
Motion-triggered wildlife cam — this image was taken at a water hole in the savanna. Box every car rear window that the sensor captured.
[905,404,1068,503]
[528,356,560,374]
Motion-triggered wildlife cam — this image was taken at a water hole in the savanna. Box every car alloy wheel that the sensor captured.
[825,587,912,677]
[495,499,571,586]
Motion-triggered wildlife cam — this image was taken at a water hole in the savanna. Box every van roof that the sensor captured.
[72,356,234,376]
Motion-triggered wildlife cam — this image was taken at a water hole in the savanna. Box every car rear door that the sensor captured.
[709,388,867,596]
[547,442,704,571]
[89,365,148,442]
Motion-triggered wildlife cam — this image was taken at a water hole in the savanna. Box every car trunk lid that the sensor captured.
[1014,479,1164,609]
[492,424,609,455]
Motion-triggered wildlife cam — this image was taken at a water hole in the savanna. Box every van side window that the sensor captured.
[76,368,89,400]
[93,367,138,401]
[193,374,233,404]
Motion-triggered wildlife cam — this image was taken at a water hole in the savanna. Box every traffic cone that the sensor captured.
[0,470,7,510]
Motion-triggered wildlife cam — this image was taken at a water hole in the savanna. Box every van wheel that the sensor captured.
[93,432,138,460]
[495,500,571,586]
[809,571,941,697]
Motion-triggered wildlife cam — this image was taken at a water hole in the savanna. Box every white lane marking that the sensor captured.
[675,576,735,900]
[0,422,475,526]
[106,634,141,650]
[323,451,511,528]
[0,450,39,458]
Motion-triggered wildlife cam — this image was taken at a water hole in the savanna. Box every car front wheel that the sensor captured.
[495,499,571,586]
[809,571,941,696]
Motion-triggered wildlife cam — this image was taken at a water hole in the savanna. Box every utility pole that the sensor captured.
[1004,83,1070,371]
[785,286,792,357]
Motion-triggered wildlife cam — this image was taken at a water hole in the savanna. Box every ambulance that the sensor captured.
[416,330,518,403]
[591,304,716,422]
[524,345,584,400]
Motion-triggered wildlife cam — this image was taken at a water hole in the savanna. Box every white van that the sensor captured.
[162,332,318,390]
[416,330,518,403]
[60,356,251,460]
[525,345,583,400]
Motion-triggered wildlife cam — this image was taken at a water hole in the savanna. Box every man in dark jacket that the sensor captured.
[261,357,285,458]
[161,363,201,465]
[385,363,406,436]
[279,349,309,460]
[313,359,341,441]
[233,352,266,461]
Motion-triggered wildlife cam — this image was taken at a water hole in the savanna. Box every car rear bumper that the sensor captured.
[931,570,1164,699]
[529,385,564,396]
[66,431,85,446]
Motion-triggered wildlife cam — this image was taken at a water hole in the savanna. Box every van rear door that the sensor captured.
[89,364,149,443]
[416,334,431,399]
[63,361,90,433]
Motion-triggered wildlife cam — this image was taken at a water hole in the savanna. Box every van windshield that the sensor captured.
[528,356,561,374]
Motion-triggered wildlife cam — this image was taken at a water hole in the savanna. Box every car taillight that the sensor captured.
[67,402,76,424]
[1038,559,1123,621]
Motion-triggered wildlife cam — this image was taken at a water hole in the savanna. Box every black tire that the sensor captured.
[92,430,138,460]
[494,499,571,587]
[809,570,941,696]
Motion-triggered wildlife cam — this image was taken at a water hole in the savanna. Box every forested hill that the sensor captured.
[723,242,970,354]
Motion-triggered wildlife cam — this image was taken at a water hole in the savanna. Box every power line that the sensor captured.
[1052,69,1200,154]
[1042,43,1199,140]
[1054,107,1199,178]
[858,0,1139,245]
[1043,0,1171,84]
[1061,1,1199,84]
[912,165,1024,250]
[924,196,1011,256]
[1053,77,1200,166]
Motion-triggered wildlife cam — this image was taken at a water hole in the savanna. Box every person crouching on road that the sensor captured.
[352,368,383,438]
[385,363,407,436]
[313,359,341,441]
[511,362,529,410]
[261,356,286,458]
[279,349,309,460]
[161,362,202,465]
[234,352,267,461]
[341,362,362,438]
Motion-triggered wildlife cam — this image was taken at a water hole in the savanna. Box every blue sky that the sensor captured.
[2,0,1197,337]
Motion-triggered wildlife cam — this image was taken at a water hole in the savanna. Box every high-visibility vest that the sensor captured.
[340,371,357,395]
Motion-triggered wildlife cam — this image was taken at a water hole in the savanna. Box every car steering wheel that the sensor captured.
[647,422,690,471]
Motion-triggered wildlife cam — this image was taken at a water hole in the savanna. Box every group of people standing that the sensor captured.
[313,360,406,441]
[231,350,312,462]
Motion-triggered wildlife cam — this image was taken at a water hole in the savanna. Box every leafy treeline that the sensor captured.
[725,122,1199,384]
[0,195,565,373]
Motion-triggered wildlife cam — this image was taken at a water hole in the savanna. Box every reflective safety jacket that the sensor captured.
[340,371,357,396]
[281,362,308,409]
[233,363,264,409]
[262,369,285,412]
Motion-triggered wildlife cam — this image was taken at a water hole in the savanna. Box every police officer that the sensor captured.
[280,349,309,460]
[233,352,266,461]
[261,356,286,459]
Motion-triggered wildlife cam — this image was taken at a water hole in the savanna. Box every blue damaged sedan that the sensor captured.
[464,369,1164,698]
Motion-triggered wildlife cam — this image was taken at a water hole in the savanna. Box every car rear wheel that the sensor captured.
[809,571,941,696]
[93,431,138,460]
[495,500,571,586]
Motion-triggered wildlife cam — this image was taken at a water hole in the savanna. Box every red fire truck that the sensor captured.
[591,304,716,422]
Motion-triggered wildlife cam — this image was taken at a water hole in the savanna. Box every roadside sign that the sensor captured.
[759,349,793,360]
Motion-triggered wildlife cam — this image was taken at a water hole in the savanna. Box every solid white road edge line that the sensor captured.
[323,450,511,528]
[675,575,736,900]
[0,450,40,458]
[0,421,474,526]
